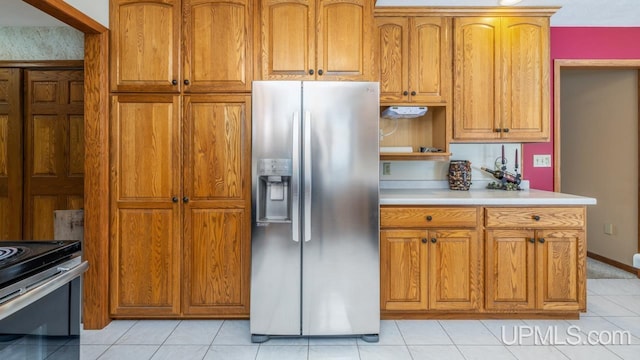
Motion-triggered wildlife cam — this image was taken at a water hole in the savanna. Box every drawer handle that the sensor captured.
[430,238,437,243]
[533,215,541,221]
[538,238,545,244]
[426,215,433,221]
[421,238,427,244]
[528,238,535,243]
[503,128,510,133]
[403,91,408,96]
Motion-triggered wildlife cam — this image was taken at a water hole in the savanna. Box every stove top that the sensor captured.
[0,241,81,289]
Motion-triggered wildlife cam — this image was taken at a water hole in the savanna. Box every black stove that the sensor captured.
[0,241,81,290]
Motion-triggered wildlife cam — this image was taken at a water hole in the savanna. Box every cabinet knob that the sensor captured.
[411,91,416,96]
[503,128,510,133]
[309,69,314,75]
[426,215,432,221]
[403,91,409,96]
[538,237,545,244]
[171,79,178,85]
[528,238,535,243]
[533,215,541,221]
[183,196,190,203]
[431,238,437,243]
[421,238,428,244]
[172,196,179,203]
[184,79,190,85]
[495,128,502,133]
[318,69,324,76]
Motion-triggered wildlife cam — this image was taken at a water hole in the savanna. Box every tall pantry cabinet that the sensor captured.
[109,0,252,317]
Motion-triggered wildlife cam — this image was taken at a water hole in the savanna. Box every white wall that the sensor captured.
[63,0,109,28]
[0,27,83,60]
[376,0,640,26]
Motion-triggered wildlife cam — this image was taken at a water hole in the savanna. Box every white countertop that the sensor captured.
[380,188,597,206]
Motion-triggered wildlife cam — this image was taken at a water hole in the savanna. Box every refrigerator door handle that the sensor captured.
[292,112,300,242]
[304,111,312,242]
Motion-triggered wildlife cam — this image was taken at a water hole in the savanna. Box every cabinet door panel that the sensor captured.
[453,17,500,140]
[501,17,549,141]
[110,0,180,92]
[376,17,408,102]
[381,230,428,311]
[183,95,250,202]
[486,229,536,310]
[260,0,315,80]
[429,229,479,310]
[111,208,181,316]
[111,95,181,201]
[410,17,450,103]
[184,0,253,92]
[317,0,373,80]
[183,208,249,315]
[536,230,584,311]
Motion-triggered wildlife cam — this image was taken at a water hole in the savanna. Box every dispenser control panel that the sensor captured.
[258,159,292,176]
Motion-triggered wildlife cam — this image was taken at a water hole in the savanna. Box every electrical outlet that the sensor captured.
[533,154,551,167]
[604,224,615,235]
[382,162,391,175]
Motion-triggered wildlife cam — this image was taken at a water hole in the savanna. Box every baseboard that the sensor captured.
[587,251,640,278]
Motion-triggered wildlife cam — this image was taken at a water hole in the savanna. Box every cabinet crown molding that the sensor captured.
[374,6,560,17]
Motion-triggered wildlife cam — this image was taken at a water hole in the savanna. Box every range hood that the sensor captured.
[381,106,428,119]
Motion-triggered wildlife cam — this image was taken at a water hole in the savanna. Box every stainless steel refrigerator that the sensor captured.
[250,81,380,343]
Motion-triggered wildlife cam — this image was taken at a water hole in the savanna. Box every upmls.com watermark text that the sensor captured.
[501,325,632,345]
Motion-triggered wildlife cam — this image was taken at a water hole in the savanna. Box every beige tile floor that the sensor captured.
[1,279,639,360]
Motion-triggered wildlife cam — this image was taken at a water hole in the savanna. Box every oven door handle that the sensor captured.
[0,261,88,321]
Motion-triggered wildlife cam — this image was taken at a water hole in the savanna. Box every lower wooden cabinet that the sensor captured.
[485,229,585,311]
[380,206,481,313]
[381,205,587,318]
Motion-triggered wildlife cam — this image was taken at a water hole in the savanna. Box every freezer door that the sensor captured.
[301,82,380,336]
[250,81,302,336]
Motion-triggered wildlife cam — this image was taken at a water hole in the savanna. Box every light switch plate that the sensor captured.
[533,154,551,167]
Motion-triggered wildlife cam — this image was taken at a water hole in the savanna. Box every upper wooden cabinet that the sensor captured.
[259,0,374,80]
[453,16,550,142]
[376,16,451,104]
[110,0,253,92]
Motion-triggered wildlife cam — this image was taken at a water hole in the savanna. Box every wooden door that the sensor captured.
[110,0,181,92]
[182,95,251,315]
[259,0,315,80]
[453,17,501,140]
[0,69,22,239]
[316,0,373,80]
[485,229,536,310]
[24,69,84,240]
[410,17,451,103]
[110,94,181,316]
[183,0,253,92]
[501,17,550,141]
[536,229,585,311]
[376,17,409,103]
[428,229,479,310]
[380,229,428,311]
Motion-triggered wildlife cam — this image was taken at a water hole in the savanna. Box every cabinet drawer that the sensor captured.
[381,207,478,228]
[485,207,585,228]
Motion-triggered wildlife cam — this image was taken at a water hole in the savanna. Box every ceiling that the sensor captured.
[2,1,68,26]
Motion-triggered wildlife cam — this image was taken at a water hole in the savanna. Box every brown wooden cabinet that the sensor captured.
[380,207,481,313]
[110,0,253,92]
[0,69,22,239]
[453,16,550,142]
[110,94,251,317]
[259,0,373,81]
[375,16,450,104]
[485,207,586,312]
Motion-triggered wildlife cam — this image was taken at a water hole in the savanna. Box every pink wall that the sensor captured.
[523,27,640,191]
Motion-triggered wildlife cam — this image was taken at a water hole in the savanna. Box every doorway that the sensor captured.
[555,60,640,273]
[0,64,84,240]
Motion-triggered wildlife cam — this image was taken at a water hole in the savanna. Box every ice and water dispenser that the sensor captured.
[256,159,293,223]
